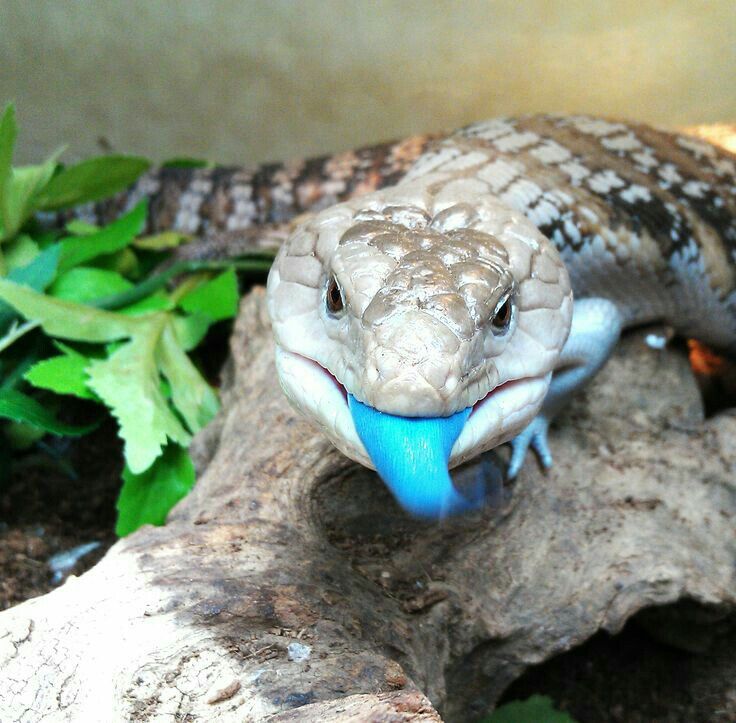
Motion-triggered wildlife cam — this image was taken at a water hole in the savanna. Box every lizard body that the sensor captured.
[83,134,437,240]
[94,115,736,352]
[91,116,736,517]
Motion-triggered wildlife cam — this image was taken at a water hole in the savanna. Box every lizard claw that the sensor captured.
[507,415,553,480]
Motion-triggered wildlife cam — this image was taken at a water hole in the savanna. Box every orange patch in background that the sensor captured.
[688,339,728,377]
[688,339,736,414]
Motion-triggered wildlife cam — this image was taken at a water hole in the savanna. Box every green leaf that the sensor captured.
[24,345,95,400]
[0,388,94,436]
[0,105,18,239]
[0,277,218,474]
[35,155,151,210]
[482,696,576,723]
[179,267,239,322]
[93,258,268,312]
[1,348,39,391]
[119,291,171,316]
[0,277,141,342]
[59,200,147,272]
[1,155,61,242]
[161,157,209,169]
[173,312,212,351]
[4,234,39,270]
[0,245,62,330]
[50,267,132,304]
[65,219,99,236]
[7,243,61,290]
[115,443,195,536]
[157,324,219,434]
[86,318,191,473]
[92,247,139,277]
[133,230,190,250]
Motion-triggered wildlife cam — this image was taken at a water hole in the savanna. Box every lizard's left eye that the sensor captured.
[325,274,345,316]
[491,294,513,334]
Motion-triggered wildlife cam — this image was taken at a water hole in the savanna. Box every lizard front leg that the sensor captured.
[507,297,624,479]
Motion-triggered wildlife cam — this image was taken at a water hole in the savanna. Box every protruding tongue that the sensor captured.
[348,395,483,519]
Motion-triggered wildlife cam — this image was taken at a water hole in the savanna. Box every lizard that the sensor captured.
[89,115,736,519]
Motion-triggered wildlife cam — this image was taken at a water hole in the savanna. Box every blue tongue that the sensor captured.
[348,395,483,519]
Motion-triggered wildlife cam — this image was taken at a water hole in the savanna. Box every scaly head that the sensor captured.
[267,181,572,517]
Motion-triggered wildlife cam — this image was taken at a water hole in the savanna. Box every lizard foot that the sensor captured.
[507,415,553,480]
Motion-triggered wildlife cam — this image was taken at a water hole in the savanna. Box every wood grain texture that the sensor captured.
[1,288,734,721]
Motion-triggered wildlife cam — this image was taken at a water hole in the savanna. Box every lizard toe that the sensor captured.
[507,415,553,479]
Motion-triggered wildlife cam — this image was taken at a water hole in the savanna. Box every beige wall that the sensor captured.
[2,0,735,166]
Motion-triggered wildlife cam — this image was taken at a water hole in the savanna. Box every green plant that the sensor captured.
[0,104,273,535]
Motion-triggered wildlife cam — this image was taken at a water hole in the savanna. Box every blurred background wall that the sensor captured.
[1,0,735,166]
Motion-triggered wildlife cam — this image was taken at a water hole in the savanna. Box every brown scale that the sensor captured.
[469,116,736,401]
[88,135,438,240]
[561,117,736,260]
[459,115,736,263]
[439,117,736,316]
[80,117,736,322]
[83,118,736,265]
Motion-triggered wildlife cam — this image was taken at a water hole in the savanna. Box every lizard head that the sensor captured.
[267,181,572,516]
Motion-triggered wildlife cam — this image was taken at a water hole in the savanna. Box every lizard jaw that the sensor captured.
[274,346,550,472]
[274,347,371,466]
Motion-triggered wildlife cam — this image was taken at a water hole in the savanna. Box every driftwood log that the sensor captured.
[1,288,735,722]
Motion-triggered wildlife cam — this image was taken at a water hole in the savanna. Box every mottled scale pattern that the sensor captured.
[79,134,437,241]
[71,114,736,466]
[344,217,514,340]
[405,115,736,352]
[83,114,736,355]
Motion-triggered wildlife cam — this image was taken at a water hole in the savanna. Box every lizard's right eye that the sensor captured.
[490,292,514,335]
[326,274,345,316]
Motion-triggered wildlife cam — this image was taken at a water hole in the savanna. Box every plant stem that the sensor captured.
[91,257,273,311]
[167,272,209,305]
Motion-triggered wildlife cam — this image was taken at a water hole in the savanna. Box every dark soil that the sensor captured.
[0,420,121,610]
[500,619,736,723]
[2,419,734,722]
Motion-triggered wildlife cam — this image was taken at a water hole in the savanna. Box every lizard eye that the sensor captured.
[325,274,345,316]
[491,293,513,335]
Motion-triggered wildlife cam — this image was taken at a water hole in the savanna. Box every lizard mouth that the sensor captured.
[274,348,370,465]
[317,362,349,403]
[274,347,550,471]
[470,377,526,415]
[298,351,532,414]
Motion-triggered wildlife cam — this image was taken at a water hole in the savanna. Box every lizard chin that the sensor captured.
[274,347,550,474]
